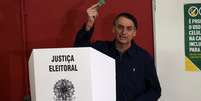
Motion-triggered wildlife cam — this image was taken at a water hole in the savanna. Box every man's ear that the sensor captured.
[133,30,137,37]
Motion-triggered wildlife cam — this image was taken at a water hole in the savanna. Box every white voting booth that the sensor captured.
[29,47,116,101]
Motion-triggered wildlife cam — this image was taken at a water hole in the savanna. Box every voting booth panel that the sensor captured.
[29,47,116,101]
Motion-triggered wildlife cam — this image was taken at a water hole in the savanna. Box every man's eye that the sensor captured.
[117,25,123,29]
[127,27,133,31]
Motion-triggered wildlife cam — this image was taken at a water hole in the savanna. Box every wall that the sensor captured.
[0,0,28,101]
[153,0,201,101]
[24,0,154,56]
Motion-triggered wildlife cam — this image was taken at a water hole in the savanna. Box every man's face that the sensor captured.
[113,16,136,45]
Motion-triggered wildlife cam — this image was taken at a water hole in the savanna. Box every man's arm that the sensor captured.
[74,3,102,47]
[74,24,94,47]
[135,55,161,101]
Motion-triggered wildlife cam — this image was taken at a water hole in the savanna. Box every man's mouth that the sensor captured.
[119,35,127,40]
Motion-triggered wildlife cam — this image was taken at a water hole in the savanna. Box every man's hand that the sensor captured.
[85,2,102,31]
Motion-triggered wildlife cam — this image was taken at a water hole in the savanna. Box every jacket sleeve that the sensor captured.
[135,55,161,101]
[74,24,94,47]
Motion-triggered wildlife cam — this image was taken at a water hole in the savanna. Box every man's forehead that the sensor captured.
[116,22,134,28]
[116,17,135,26]
[117,23,134,28]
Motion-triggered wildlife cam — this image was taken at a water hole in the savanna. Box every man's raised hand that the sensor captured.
[85,2,103,31]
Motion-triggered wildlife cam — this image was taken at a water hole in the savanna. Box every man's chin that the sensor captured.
[117,40,129,44]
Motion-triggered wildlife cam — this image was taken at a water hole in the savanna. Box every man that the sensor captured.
[74,2,161,101]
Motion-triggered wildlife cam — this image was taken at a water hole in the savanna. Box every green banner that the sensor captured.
[184,3,201,71]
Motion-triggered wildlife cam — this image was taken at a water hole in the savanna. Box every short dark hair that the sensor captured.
[113,12,138,30]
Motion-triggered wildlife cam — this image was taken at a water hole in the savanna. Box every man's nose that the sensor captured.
[122,28,128,34]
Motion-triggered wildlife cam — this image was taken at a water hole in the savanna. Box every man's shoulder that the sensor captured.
[93,40,113,46]
[92,40,114,49]
[91,40,114,55]
[132,44,153,59]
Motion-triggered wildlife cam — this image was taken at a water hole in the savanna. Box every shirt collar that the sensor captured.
[112,40,137,57]
[127,41,137,56]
